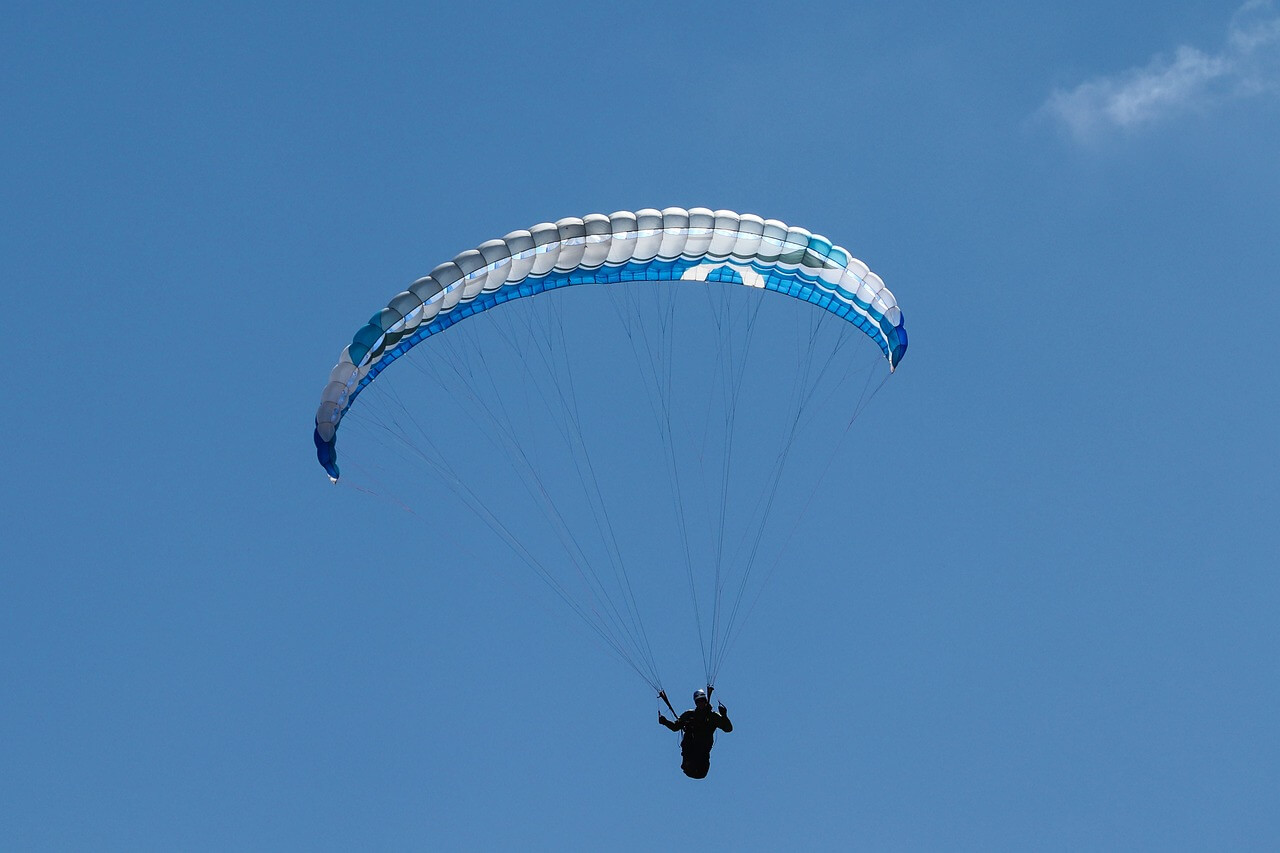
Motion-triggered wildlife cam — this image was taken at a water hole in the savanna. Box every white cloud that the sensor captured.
[1042,1,1280,142]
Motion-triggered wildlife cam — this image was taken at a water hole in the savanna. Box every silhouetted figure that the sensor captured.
[658,688,733,778]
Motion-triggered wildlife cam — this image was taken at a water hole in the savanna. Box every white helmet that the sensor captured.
[693,688,708,703]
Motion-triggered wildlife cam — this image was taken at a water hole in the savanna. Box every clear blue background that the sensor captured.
[4,1,1278,849]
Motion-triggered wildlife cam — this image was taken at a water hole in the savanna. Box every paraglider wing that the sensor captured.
[313,207,907,481]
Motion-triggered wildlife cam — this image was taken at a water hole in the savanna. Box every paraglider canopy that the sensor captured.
[314,208,907,482]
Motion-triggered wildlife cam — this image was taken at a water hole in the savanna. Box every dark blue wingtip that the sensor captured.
[888,317,908,371]
[313,427,340,481]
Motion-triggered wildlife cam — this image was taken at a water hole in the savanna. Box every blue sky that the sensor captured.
[4,1,1279,849]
